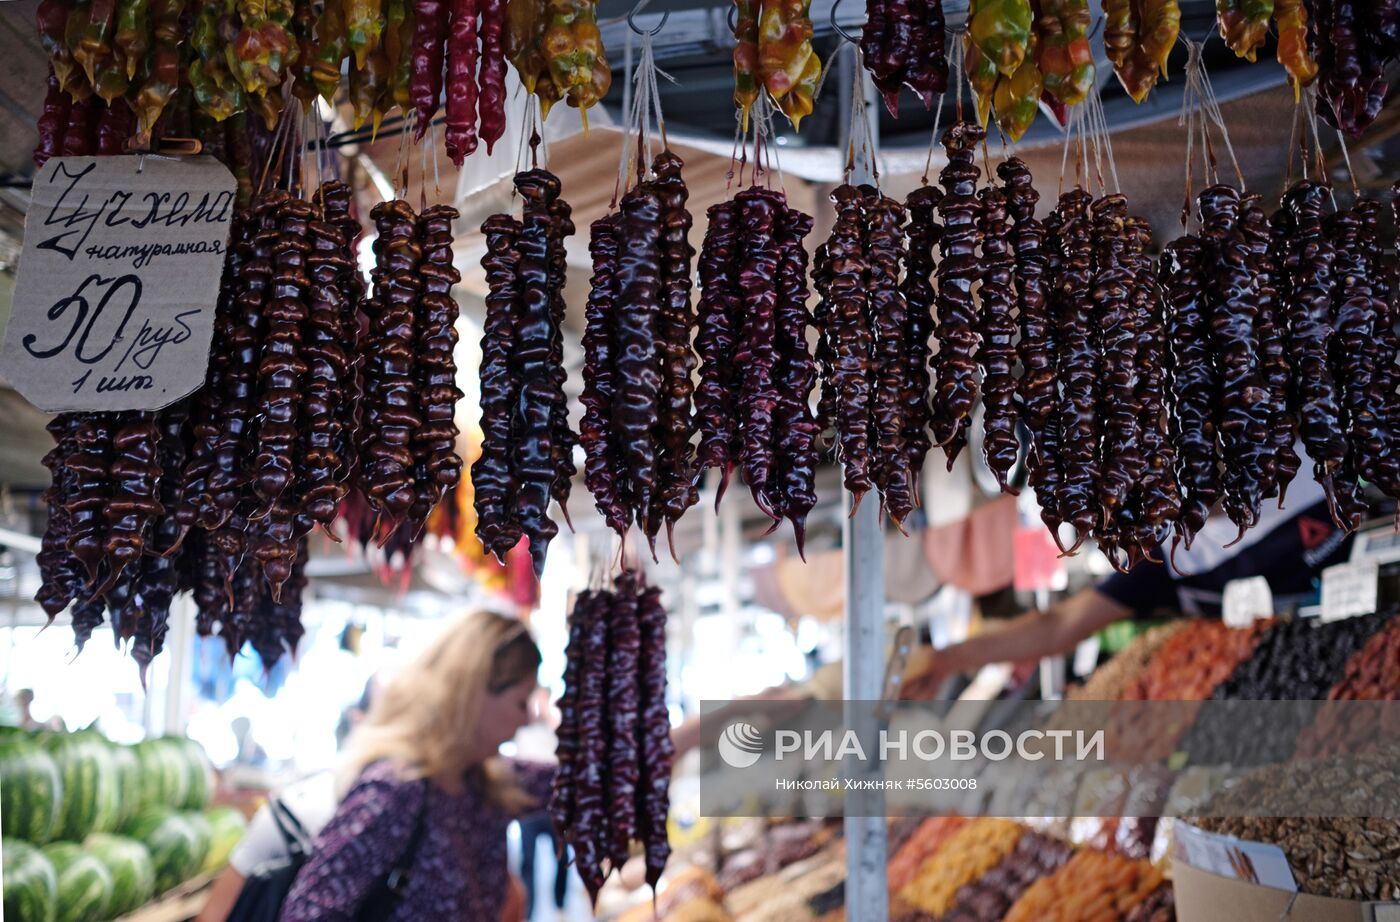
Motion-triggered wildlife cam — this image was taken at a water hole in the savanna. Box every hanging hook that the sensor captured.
[829,0,859,45]
[628,0,668,36]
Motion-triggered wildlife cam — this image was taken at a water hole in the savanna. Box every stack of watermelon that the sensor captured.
[0,729,245,920]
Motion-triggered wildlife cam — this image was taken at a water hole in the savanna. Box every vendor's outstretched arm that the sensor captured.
[904,587,1132,697]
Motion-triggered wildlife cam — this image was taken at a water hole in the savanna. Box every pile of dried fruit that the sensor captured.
[1190,815,1400,900]
[886,816,969,895]
[1120,619,1273,701]
[1068,622,1189,701]
[1003,849,1164,922]
[473,168,576,578]
[939,829,1074,922]
[550,569,673,904]
[580,150,699,558]
[898,818,1024,915]
[695,185,820,553]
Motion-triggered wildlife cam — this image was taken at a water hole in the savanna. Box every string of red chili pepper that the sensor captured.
[409,204,464,534]
[473,213,523,562]
[867,189,917,525]
[772,205,820,555]
[1280,180,1348,525]
[822,184,875,502]
[694,201,743,504]
[931,121,985,469]
[977,183,1021,496]
[900,184,941,497]
[1050,188,1099,551]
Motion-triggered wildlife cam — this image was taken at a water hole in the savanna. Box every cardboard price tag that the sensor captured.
[0,155,236,413]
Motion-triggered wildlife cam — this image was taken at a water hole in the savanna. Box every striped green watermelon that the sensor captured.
[123,808,205,895]
[38,734,119,842]
[3,838,57,922]
[84,833,154,917]
[0,737,62,844]
[40,842,113,922]
[180,812,212,867]
[200,807,248,873]
[161,737,213,810]
[131,740,187,812]
[100,743,141,828]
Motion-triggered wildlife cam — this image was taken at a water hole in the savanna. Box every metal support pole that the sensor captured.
[839,44,889,922]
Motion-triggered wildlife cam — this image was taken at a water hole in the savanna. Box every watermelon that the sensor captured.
[38,734,119,842]
[3,838,57,922]
[200,807,248,873]
[101,743,141,828]
[84,833,155,917]
[40,842,113,922]
[131,741,187,812]
[123,808,205,895]
[0,737,62,844]
[180,811,213,867]
[161,737,214,810]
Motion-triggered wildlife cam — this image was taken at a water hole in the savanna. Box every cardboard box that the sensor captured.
[1172,862,1394,922]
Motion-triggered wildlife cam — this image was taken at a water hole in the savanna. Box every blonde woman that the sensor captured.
[278,611,548,922]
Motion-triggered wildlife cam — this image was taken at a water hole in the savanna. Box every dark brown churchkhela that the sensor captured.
[977,183,1020,495]
[695,184,819,551]
[579,152,699,557]
[410,204,464,534]
[819,185,874,501]
[1001,159,1059,538]
[549,570,673,905]
[900,184,940,496]
[1050,188,1098,550]
[931,121,985,468]
[361,197,423,526]
[860,0,948,115]
[472,170,575,578]
[867,191,916,524]
[1280,181,1348,522]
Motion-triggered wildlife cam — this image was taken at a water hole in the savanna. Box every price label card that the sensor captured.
[1221,576,1274,629]
[1,156,236,412]
[1321,560,1379,622]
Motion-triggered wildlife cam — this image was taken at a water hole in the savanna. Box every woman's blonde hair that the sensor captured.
[338,610,542,810]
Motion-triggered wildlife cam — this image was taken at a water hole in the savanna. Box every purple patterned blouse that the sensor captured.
[278,758,554,922]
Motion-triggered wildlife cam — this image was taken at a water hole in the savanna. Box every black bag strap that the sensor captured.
[269,795,313,858]
[382,781,429,894]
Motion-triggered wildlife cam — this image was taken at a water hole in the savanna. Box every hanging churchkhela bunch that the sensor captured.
[1306,0,1395,135]
[550,569,673,905]
[1101,0,1179,102]
[812,58,925,529]
[505,0,611,122]
[858,0,949,116]
[731,0,820,129]
[579,36,699,558]
[695,95,820,553]
[473,132,577,578]
[428,0,512,161]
